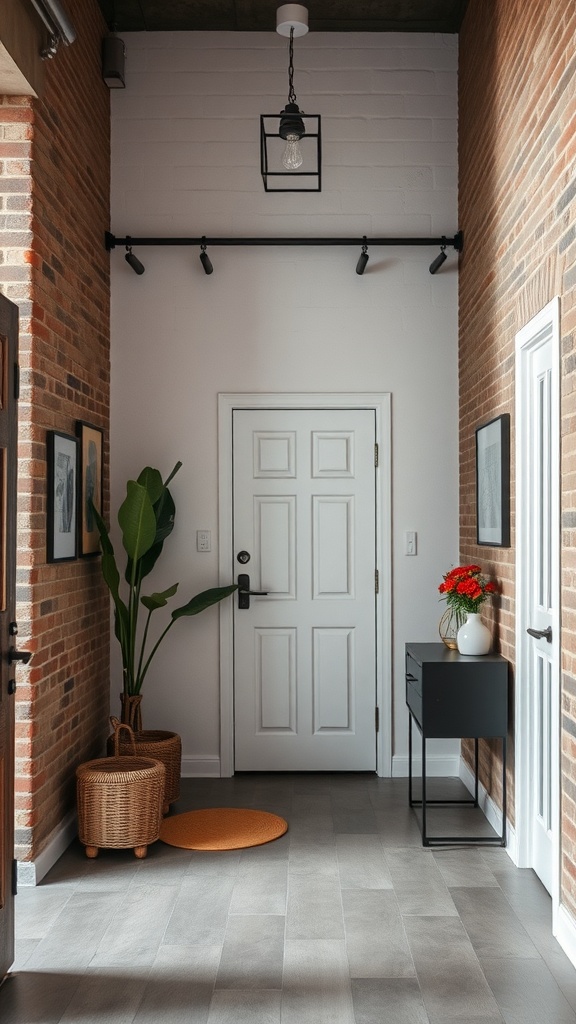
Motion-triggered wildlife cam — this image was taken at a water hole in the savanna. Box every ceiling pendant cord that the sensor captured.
[287,26,297,105]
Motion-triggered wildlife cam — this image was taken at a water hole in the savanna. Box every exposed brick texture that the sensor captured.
[459,0,576,908]
[0,0,110,864]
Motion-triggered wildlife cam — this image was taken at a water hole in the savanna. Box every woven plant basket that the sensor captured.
[76,723,165,859]
[107,717,181,814]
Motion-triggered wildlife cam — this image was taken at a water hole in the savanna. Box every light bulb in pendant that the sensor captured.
[279,103,305,171]
[282,133,303,170]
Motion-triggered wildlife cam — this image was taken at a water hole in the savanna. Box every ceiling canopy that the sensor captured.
[97,1,469,34]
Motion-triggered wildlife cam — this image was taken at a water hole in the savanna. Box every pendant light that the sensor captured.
[260,4,321,192]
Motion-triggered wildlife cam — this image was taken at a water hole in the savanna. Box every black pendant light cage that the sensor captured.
[260,113,322,191]
[261,20,321,191]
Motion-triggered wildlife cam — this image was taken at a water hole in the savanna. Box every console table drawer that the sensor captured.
[406,652,422,694]
[406,681,422,726]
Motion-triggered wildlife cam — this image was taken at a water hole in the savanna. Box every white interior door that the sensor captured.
[233,408,377,771]
[516,298,560,900]
[0,295,18,979]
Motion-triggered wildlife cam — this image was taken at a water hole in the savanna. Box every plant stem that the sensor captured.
[135,607,153,694]
[138,617,175,691]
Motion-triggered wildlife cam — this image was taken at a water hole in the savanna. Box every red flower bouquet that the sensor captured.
[438,564,498,615]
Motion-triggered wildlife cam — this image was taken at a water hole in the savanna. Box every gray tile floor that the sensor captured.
[2,774,576,1023]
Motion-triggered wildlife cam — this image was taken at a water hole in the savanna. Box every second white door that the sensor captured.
[233,408,377,771]
[516,297,560,898]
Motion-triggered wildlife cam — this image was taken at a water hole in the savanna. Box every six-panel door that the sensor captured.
[233,408,377,771]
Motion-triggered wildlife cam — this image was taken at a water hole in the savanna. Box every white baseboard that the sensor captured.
[392,754,460,778]
[556,904,576,970]
[459,757,517,861]
[181,755,221,777]
[17,809,77,887]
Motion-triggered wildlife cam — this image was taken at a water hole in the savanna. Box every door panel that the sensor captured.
[233,408,377,771]
[0,294,18,979]
[529,339,555,891]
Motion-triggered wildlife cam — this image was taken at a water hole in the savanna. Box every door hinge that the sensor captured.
[374,443,379,467]
[13,363,20,401]
[375,569,379,594]
[12,858,17,896]
[375,706,380,733]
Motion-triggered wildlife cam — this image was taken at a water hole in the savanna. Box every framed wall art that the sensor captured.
[475,413,510,547]
[76,420,103,556]
[47,430,78,562]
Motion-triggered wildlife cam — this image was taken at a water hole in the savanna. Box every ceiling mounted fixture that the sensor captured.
[102,34,126,88]
[260,5,321,192]
[29,0,76,59]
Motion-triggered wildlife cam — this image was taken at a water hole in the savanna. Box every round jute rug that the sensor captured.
[159,807,288,851]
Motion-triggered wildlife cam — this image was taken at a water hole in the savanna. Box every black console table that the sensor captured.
[406,642,508,846]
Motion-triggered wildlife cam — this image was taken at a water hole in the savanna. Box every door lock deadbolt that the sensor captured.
[237,550,251,564]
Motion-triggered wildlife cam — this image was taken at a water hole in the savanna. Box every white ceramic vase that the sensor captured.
[456,612,491,656]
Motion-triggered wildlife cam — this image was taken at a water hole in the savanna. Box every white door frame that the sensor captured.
[515,298,560,923]
[218,392,392,778]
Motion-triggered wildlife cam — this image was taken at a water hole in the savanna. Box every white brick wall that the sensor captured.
[110,31,459,772]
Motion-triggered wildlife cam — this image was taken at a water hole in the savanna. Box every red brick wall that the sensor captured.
[0,0,110,864]
[459,0,576,907]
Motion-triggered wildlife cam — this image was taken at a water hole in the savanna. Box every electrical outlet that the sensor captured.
[196,530,211,552]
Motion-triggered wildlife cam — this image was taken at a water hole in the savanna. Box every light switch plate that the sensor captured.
[405,531,417,555]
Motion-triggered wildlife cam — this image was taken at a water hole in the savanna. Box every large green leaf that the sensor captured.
[134,487,176,582]
[129,465,180,583]
[91,503,121,602]
[137,466,164,505]
[90,502,130,663]
[118,480,157,563]
[153,486,176,545]
[163,461,182,488]
[171,585,238,621]
[141,583,179,612]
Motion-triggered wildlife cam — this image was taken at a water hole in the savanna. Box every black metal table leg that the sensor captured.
[422,734,428,845]
[501,735,507,845]
[405,708,409,802]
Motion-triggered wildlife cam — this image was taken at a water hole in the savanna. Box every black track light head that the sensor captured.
[356,237,369,275]
[429,242,447,275]
[200,238,213,275]
[125,243,145,275]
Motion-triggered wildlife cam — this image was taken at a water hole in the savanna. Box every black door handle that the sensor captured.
[8,648,32,665]
[238,573,268,609]
[526,626,552,643]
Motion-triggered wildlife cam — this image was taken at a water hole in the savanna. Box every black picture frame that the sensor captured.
[76,420,103,556]
[47,430,78,562]
[475,413,510,547]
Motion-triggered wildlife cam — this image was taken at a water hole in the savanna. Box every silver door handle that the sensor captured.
[527,626,552,643]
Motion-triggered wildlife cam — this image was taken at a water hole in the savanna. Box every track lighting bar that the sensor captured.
[106,231,463,252]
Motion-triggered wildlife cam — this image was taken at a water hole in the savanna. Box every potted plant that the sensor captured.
[92,461,237,730]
